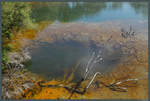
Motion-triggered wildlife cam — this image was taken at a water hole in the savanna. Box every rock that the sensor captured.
[2,69,40,99]
[21,49,31,61]
[8,48,31,64]
[5,91,12,99]
[22,83,34,90]
[8,52,23,64]
[7,48,31,70]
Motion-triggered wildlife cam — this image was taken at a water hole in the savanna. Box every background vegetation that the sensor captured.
[2,2,34,70]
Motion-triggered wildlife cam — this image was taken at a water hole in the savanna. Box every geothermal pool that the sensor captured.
[25,2,148,81]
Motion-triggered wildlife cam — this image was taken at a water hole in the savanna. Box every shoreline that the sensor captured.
[2,21,148,99]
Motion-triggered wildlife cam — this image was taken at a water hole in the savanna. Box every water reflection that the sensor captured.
[107,2,123,10]
[31,2,147,23]
[31,2,107,22]
[130,2,148,18]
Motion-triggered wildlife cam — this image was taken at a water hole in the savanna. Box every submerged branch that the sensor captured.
[86,72,102,89]
[37,77,138,99]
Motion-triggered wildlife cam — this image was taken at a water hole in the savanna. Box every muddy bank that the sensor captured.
[2,45,39,99]
[20,20,147,49]
[34,21,147,43]
[2,68,43,99]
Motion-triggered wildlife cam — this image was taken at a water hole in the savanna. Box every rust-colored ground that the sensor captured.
[3,21,53,52]
[24,42,148,99]
[3,22,148,100]
[24,58,148,99]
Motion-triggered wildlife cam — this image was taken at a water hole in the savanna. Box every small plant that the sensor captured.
[121,25,136,39]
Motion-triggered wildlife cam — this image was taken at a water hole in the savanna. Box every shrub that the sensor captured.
[1,2,34,69]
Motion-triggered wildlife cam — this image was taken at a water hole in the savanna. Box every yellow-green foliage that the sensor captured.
[2,2,34,40]
[1,2,34,69]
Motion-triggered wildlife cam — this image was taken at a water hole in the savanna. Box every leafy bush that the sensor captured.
[1,2,34,70]
[2,2,34,40]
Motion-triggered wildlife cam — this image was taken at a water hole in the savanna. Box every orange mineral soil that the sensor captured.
[24,48,148,99]
[5,22,148,100]
[3,21,53,51]
[23,38,148,99]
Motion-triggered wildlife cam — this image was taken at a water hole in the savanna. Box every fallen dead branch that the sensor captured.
[29,26,140,99]
[67,26,140,98]
[37,77,138,96]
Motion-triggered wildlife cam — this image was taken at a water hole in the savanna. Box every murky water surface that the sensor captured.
[26,2,148,80]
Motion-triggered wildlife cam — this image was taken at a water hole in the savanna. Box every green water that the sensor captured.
[31,2,147,23]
